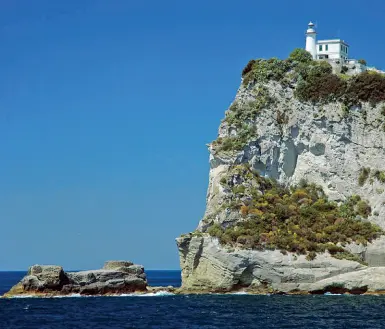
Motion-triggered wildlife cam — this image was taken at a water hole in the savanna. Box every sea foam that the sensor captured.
[5,291,175,299]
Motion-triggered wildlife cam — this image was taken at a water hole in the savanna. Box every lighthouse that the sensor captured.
[304,22,350,61]
[305,22,317,59]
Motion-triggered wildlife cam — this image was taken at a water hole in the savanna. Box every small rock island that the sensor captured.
[4,261,148,297]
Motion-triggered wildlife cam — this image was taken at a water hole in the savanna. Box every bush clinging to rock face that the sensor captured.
[223,86,273,127]
[242,58,293,86]
[358,59,367,66]
[207,165,382,262]
[242,59,256,77]
[345,71,385,105]
[211,124,257,153]
[358,167,371,186]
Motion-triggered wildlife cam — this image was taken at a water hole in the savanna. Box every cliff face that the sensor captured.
[202,81,385,231]
[177,54,385,293]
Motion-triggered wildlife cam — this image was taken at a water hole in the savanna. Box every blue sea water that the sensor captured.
[2,271,385,328]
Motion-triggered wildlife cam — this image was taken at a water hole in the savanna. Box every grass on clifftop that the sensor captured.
[242,48,385,105]
[207,164,382,263]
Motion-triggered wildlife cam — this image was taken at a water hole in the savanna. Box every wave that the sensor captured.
[118,291,175,297]
[53,294,84,298]
[324,292,343,296]
[229,291,251,295]
[4,291,175,299]
[7,295,37,299]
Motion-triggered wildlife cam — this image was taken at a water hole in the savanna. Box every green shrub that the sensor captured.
[295,61,346,103]
[242,58,293,86]
[223,86,273,127]
[356,200,372,218]
[329,282,345,288]
[212,124,257,153]
[276,111,289,125]
[306,251,317,261]
[358,168,385,186]
[289,48,313,63]
[232,185,246,195]
[358,59,367,66]
[373,170,385,183]
[358,167,371,186]
[242,60,256,77]
[315,61,334,75]
[207,223,223,238]
[236,235,256,248]
[327,244,345,254]
[333,252,367,265]
[345,71,385,105]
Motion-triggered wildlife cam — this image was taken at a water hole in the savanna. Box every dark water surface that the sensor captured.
[2,271,385,328]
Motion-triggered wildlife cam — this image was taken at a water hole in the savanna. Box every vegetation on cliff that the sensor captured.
[211,86,272,153]
[358,167,385,186]
[242,49,385,105]
[211,49,385,155]
[207,164,382,263]
[242,48,385,106]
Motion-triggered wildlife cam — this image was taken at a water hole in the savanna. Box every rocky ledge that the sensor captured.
[177,235,385,295]
[3,261,147,297]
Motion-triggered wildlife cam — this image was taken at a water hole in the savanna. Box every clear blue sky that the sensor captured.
[0,0,384,270]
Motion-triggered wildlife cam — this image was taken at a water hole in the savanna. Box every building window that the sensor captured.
[341,45,343,52]
[319,45,323,51]
[325,45,328,51]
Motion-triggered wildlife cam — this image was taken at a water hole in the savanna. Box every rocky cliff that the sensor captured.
[177,50,385,294]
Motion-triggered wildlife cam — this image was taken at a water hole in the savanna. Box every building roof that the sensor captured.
[317,39,349,46]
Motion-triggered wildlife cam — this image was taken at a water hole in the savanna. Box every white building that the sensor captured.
[305,22,349,60]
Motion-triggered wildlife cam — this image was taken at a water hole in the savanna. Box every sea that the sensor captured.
[1,271,385,328]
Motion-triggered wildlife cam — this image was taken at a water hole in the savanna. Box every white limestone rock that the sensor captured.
[178,76,385,293]
[177,235,364,292]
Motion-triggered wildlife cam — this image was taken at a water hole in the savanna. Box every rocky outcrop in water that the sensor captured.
[177,235,385,294]
[3,261,147,297]
[177,52,385,294]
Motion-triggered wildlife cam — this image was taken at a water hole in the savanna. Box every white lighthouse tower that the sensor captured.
[305,22,317,59]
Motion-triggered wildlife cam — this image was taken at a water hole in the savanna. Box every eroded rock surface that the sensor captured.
[177,235,373,293]
[4,260,147,297]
